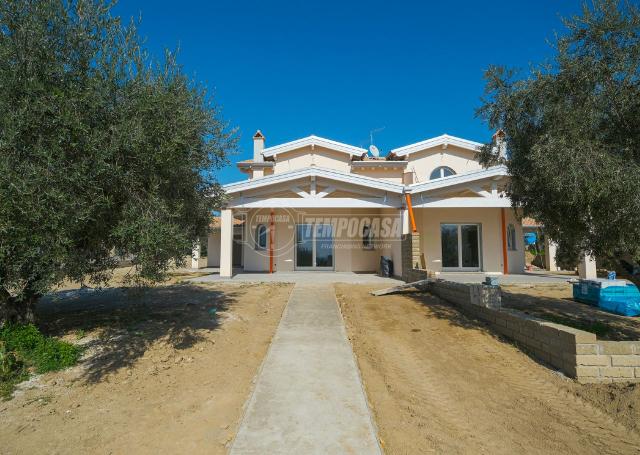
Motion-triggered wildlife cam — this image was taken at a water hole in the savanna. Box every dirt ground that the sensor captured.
[502,283,640,340]
[336,284,640,455]
[0,279,292,455]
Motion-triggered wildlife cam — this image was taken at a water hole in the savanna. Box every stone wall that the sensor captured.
[424,275,640,384]
[401,233,423,282]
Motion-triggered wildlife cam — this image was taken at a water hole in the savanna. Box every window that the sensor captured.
[429,166,456,180]
[507,223,517,251]
[255,224,267,250]
[362,224,374,250]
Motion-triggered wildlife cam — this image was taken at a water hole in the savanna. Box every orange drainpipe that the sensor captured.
[405,194,418,233]
[500,208,509,275]
[269,209,274,273]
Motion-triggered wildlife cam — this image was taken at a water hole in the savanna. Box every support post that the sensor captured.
[191,239,201,269]
[544,237,559,271]
[220,209,234,278]
[500,208,509,275]
[405,193,417,233]
[269,208,274,274]
[578,253,597,279]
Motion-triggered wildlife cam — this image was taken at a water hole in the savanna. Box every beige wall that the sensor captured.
[207,231,221,267]
[350,167,404,182]
[414,207,524,274]
[272,146,351,174]
[239,208,402,273]
[406,145,482,183]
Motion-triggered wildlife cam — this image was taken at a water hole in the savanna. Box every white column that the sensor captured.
[544,238,558,272]
[578,253,597,279]
[220,209,234,278]
[401,208,410,235]
[191,239,201,269]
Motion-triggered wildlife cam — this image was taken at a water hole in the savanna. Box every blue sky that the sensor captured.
[112,0,584,184]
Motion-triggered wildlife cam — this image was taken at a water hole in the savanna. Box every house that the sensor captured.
[200,130,532,280]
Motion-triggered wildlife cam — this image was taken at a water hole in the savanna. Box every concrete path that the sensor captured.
[190,270,402,285]
[230,283,381,455]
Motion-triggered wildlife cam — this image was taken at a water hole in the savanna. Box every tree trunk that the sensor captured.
[0,291,38,325]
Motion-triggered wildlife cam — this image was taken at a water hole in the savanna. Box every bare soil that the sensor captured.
[502,283,640,340]
[0,279,292,454]
[336,284,640,455]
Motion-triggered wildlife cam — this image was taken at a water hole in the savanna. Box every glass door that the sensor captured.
[295,223,334,270]
[440,224,481,271]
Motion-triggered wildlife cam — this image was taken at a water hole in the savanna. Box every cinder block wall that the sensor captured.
[401,233,424,282]
[425,276,640,384]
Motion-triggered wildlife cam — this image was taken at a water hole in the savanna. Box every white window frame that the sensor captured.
[507,223,517,251]
[255,224,267,250]
[429,166,456,180]
[362,224,374,250]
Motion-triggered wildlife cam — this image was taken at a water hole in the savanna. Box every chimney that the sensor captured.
[253,130,265,162]
[492,129,507,160]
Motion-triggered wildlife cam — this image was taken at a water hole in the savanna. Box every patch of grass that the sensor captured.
[0,324,82,399]
[541,314,612,337]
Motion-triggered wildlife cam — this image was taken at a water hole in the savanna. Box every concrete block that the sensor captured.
[598,341,636,355]
[576,355,610,366]
[576,344,599,355]
[578,377,612,384]
[610,355,640,367]
[601,367,634,378]
[612,378,640,383]
[636,367,640,378]
[575,366,600,377]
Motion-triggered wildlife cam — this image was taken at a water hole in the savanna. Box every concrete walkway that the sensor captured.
[230,284,381,455]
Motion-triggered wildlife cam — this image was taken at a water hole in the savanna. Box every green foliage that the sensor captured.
[0,324,81,398]
[477,0,640,262]
[0,0,237,319]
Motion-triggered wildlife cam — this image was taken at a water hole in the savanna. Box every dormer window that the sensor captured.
[430,166,456,180]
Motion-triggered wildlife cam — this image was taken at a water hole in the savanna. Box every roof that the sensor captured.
[261,135,367,158]
[521,217,542,228]
[407,166,508,194]
[210,216,244,229]
[390,134,483,157]
[223,166,406,194]
[237,160,274,168]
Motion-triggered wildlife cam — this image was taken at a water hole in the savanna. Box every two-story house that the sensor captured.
[203,130,525,279]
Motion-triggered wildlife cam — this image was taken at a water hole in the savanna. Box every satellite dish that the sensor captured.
[369,145,380,157]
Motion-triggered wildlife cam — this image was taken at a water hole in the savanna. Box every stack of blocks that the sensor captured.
[413,270,640,384]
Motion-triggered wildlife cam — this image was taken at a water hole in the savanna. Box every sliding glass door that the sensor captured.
[440,224,481,271]
[295,224,334,270]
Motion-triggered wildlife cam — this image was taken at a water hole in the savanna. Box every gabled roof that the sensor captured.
[407,166,508,194]
[261,135,367,158]
[223,166,405,194]
[390,134,483,157]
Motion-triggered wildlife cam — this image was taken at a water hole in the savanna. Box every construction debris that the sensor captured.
[370,279,433,296]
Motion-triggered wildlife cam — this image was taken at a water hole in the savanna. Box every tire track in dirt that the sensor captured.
[336,285,640,455]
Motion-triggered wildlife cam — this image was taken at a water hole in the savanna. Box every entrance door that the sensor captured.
[295,224,334,270]
[441,224,481,271]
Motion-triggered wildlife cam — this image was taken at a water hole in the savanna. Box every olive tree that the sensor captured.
[477,0,640,269]
[0,0,236,323]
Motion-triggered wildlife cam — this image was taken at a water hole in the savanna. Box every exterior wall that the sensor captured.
[414,207,524,274]
[405,145,482,183]
[349,167,404,183]
[272,146,351,174]
[240,207,402,273]
[504,209,526,274]
[207,231,221,267]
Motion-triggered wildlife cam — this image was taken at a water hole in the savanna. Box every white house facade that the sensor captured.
[204,130,527,279]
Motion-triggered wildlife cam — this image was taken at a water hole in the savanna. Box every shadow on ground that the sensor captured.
[36,284,239,383]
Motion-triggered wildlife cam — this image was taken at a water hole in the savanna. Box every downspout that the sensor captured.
[269,209,274,273]
[501,208,509,275]
[405,193,418,233]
